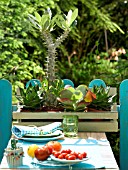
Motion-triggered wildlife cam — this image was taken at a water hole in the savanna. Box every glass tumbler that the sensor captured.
[62,115,78,137]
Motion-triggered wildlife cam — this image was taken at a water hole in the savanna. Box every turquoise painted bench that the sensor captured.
[0,79,12,163]
[120,79,128,170]
[25,79,41,88]
[90,79,128,169]
[89,79,107,88]
[25,78,75,88]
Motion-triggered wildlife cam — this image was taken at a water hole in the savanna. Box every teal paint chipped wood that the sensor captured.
[26,79,41,88]
[120,79,128,170]
[89,79,107,88]
[0,79,12,163]
[63,79,74,87]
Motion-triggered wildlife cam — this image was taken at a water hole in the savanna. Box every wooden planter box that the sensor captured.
[13,104,118,132]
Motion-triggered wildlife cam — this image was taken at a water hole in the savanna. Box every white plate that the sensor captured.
[21,133,64,142]
[50,154,90,164]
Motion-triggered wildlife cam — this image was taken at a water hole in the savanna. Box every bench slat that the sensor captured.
[13,110,118,119]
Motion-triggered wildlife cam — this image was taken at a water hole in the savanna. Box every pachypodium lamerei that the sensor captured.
[28,8,78,86]
[28,8,78,107]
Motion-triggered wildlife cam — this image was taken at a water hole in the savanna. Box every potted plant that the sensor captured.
[15,83,45,111]
[27,8,78,109]
[15,78,65,111]
[41,78,65,111]
[13,80,118,133]
[15,80,97,112]
[4,138,24,168]
[57,85,96,111]
[87,85,117,111]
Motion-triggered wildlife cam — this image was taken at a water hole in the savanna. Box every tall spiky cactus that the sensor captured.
[28,8,78,107]
[42,29,70,86]
[28,8,78,86]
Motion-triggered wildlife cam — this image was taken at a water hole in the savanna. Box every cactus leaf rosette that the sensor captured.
[57,85,96,111]
[87,85,117,111]
[15,83,46,112]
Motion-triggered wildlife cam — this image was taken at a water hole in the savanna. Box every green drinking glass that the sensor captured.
[62,115,78,137]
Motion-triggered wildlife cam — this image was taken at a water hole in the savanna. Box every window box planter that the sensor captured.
[13,103,118,132]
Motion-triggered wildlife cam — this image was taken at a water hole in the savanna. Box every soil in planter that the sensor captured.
[87,108,107,112]
[41,106,64,112]
[20,106,64,112]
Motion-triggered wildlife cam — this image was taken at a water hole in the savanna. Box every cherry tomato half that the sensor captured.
[65,154,70,160]
[78,153,83,160]
[70,151,78,158]
[53,152,60,158]
[58,154,64,159]
[82,152,87,158]
[61,149,71,154]
[66,149,72,154]
[68,154,76,160]
[60,153,67,158]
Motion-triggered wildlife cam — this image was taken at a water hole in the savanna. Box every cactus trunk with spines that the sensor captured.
[42,31,56,87]
[42,29,70,87]
[42,30,70,107]
[28,9,78,108]
[54,30,70,48]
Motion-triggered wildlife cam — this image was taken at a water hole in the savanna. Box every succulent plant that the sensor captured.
[28,8,78,87]
[87,85,117,111]
[15,84,45,110]
[57,85,96,111]
[42,78,65,108]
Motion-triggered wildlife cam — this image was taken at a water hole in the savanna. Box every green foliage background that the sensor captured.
[0,0,127,92]
[0,0,127,166]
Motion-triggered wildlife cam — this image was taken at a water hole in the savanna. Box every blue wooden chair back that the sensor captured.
[120,79,128,170]
[0,79,12,163]
[89,79,106,88]
[26,79,41,88]
[63,79,74,87]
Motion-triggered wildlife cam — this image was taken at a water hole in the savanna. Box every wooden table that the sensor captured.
[0,132,119,169]
[78,132,119,170]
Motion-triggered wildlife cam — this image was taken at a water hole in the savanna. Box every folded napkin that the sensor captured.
[12,122,62,138]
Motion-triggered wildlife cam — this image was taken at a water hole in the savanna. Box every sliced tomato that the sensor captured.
[70,151,78,158]
[53,152,61,158]
[82,152,87,158]
[60,152,67,158]
[65,154,70,160]
[58,154,64,159]
[68,154,76,160]
[78,153,83,160]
